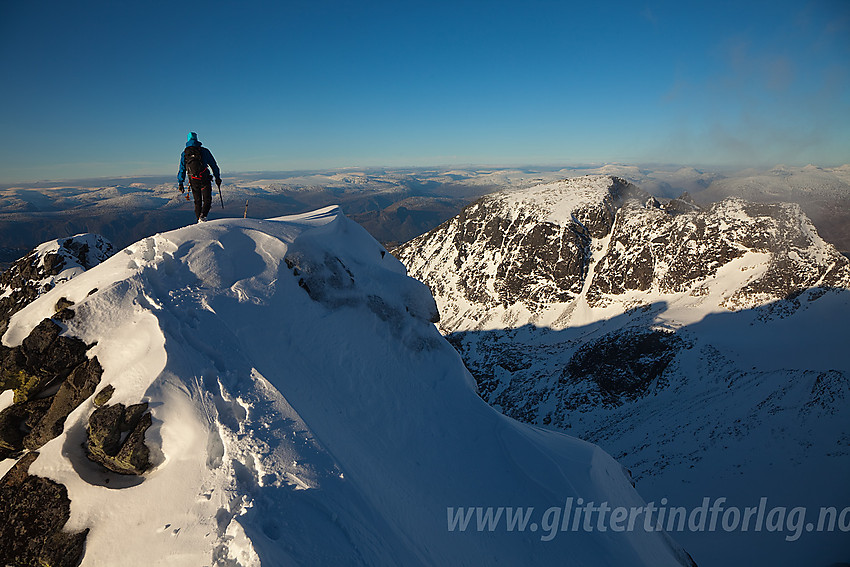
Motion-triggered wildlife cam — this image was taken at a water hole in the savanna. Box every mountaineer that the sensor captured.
[177,132,222,222]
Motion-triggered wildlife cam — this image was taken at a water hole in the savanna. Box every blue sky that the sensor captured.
[0,0,847,183]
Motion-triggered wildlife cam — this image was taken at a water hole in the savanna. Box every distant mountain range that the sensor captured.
[2,164,847,272]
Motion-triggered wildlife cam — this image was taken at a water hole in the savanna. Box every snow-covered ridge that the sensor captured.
[481,175,626,225]
[0,207,692,566]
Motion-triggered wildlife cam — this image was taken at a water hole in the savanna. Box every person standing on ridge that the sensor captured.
[178,132,221,222]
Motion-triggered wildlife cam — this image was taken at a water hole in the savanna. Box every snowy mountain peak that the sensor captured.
[394,178,850,566]
[396,176,656,330]
[1,208,692,566]
[481,175,642,226]
[396,176,849,333]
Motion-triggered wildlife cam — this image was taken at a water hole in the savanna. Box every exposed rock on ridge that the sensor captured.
[0,237,151,566]
[0,319,98,459]
[0,234,113,336]
[0,452,89,567]
[86,401,152,476]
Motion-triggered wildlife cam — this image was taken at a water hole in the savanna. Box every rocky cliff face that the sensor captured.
[394,175,850,565]
[396,174,850,421]
[586,197,848,311]
[396,176,650,330]
[396,176,850,334]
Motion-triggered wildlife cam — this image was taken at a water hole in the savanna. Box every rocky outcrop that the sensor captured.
[17,318,90,393]
[444,177,643,310]
[86,402,152,475]
[0,317,148,565]
[562,328,685,406]
[0,452,89,567]
[0,233,113,336]
[0,397,52,460]
[0,236,155,567]
[0,311,153,566]
[0,319,99,459]
[397,177,850,333]
[1,318,89,399]
[24,357,103,450]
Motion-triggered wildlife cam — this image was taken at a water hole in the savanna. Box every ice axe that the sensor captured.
[217,179,224,209]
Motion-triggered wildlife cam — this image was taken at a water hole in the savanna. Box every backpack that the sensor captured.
[184,145,209,183]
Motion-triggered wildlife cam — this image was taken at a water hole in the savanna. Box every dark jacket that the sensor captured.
[177,141,221,184]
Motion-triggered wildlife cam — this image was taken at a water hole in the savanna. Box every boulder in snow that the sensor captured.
[86,402,152,476]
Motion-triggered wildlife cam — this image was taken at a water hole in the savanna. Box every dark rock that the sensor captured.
[494,220,589,307]
[40,528,90,567]
[564,329,684,406]
[1,323,104,454]
[87,404,126,456]
[20,318,62,356]
[54,307,76,322]
[87,402,152,475]
[0,452,89,567]
[121,403,149,431]
[0,397,53,459]
[117,411,152,474]
[452,200,590,309]
[24,357,103,450]
[55,297,75,312]
[17,319,90,396]
[0,345,28,392]
[0,343,19,363]
[93,384,115,407]
[0,320,90,404]
[41,253,66,275]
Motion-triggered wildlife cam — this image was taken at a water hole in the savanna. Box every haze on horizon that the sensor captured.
[1,0,848,185]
